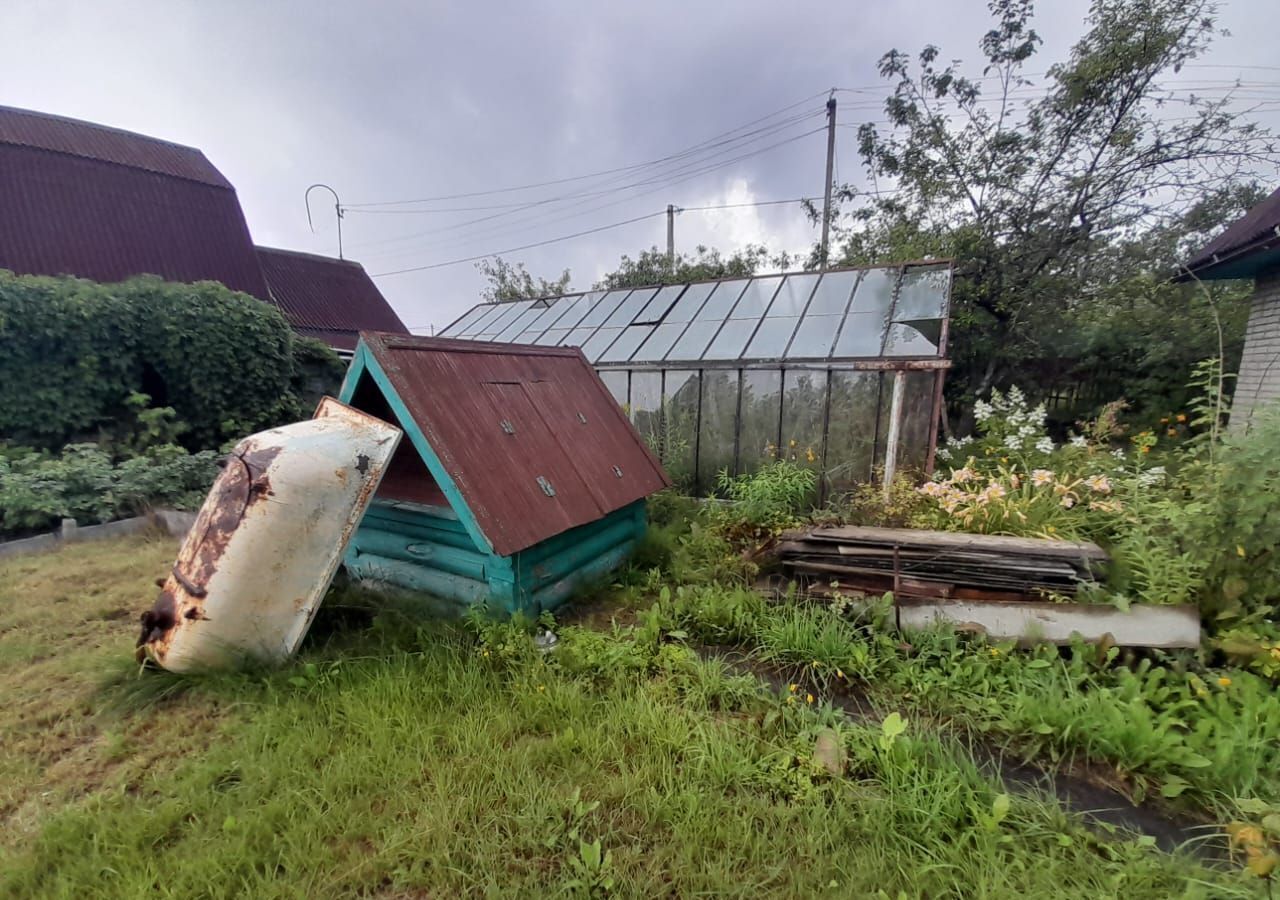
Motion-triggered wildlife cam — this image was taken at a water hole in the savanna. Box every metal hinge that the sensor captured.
[536,476,556,497]
[500,419,515,434]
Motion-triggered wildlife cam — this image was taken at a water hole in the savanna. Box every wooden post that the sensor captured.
[881,370,906,500]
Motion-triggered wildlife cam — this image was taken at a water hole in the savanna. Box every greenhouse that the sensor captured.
[438,261,952,497]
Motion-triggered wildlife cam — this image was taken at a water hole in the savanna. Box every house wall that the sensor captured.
[1233,268,1280,432]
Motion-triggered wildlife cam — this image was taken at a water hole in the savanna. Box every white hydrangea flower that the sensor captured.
[1017,423,1037,438]
[1003,435,1021,450]
[973,400,994,421]
[1069,435,1087,448]
[1035,437,1054,454]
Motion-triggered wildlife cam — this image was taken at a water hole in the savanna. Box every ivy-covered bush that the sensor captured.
[0,271,343,450]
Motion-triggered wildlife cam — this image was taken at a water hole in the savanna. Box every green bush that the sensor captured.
[0,271,344,450]
[0,443,216,537]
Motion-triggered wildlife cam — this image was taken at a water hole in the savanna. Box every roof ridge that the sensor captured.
[0,104,206,156]
[255,245,366,268]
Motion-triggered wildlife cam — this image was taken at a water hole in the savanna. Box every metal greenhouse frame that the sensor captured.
[439,261,952,499]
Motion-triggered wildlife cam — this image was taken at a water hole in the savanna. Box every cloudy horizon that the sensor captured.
[3,0,1276,333]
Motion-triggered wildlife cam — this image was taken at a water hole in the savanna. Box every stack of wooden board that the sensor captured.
[773,525,1107,602]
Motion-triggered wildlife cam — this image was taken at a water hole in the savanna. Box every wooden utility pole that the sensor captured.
[666,204,678,274]
[819,95,837,270]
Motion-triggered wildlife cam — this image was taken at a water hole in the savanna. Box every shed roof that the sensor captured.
[1182,185,1280,280]
[256,247,407,350]
[0,105,269,298]
[437,261,953,365]
[345,333,670,557]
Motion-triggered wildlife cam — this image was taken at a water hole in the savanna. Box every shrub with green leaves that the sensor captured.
[0,271,344,451]
[0,443,216,537]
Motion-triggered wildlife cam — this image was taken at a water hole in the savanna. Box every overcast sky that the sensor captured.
[3,1,1276,332]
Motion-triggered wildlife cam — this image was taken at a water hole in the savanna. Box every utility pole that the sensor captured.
[666,204,679,274]
[305,184,344,260]
[819,94,837,270]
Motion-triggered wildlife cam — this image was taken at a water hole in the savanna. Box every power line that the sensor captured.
[371,210,666,277]
[349,114,824,253]
[346,90,832,208]
[359,126,827,262]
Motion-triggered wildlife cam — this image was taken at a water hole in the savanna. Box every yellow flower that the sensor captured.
[806,693,815,705]
[789,683,798,693]
[1140,445,1151,454]
[811,660,821,669]
[1000,456,1009,464]
[538,685,546,692]
[806,447,816,463]
[1176,413,1187,423]
[1217,676,1232,688]
[786,695,796,705]
[1167,427,1177,437]
[1237,545,1246,558]
[836,668,846,679]
[1046,525,1056,533]
[789,439,797,447]
[988,648,1000,657]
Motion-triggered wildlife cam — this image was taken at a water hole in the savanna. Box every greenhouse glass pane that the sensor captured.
[495,306,544,341]
[833,312,888,357]
[694,281,748,321]
[578,290,631,328]
[737,369,782,474]
[698,369,740,487]
[582,327,622,361]
[730,276,784,318]
[665,282,717,323]
[535,327,569,346]
[824,371,882,494]
[882,322,940,357]
[702,318,760,360]
[515,297,570,341]
[605,288,658,326]
[893,264,951,320]
[786,314,841,358]
[477,301,531,338]
[781,369,828,473]
[461,303,507,335]
[630,371,663,457]
[636,284,686,323]
[564,326,597,347]
[847,267,897,318]
[897,371,938,472]
[745,316,800,358]
[599,370,629,407]
[599,325,655,362]
[632,321,686,362]
[769,274,820,316]
[666,320,720,361]
[807,271,860,315]
[443,305,489,336]
[553,292,603,330]
[662,369,700,489]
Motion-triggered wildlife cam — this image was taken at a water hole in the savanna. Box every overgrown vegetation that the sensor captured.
[0,271,343,451]
[0,537,1253,897]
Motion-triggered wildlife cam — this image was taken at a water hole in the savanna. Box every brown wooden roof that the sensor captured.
[356,333,670,556]
[1183,185,1280,279]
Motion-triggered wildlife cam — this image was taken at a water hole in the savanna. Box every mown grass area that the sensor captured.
[0,536,1256,897]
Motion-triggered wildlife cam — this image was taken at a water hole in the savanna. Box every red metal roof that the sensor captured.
[357,333,670,556]
[0,105,269,298]
[256,247,407,351]
[1184,185,1280,275]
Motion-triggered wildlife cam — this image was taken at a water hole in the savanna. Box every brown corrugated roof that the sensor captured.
[1184,185,1280,275]
[0,105,269,297]
[356,333,670,556]
[256,247,407,351]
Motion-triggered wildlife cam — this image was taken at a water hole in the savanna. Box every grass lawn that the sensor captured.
[0,535,1263,897]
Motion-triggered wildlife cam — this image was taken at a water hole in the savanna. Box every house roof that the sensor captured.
[347,333,670,557]
[0,105,270,298]
[1182,185,1280,280]
[256,247,407,351]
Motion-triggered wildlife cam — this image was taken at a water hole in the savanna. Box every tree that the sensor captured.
[597,244,788,289]
[476,256,572,302]
[821,0,1276,416]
